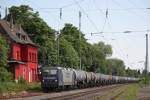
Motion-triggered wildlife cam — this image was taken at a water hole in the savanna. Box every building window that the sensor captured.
[16,33,27,41]
[16,33,21,39]
[35,54,37,62]
[28,52,37,62]
[16,51,20,60]
[22,35,27,40]
[29,52,32,61]
[32,53,34,62]
[35,53,36,62]
[33,53,35,62]
[33,53,36,62]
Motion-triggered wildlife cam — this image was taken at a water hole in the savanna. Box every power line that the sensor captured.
[98,0,132,68]
[92,0,105,17]
[73,0,100,32]
[31,0,85,10]
[35,7,150,12]
[61,0,85,8]
[90,0,131,66]
[92,0,108,37]
[79,11,82,69]
[111,0,150,22]
[91,30,150,34]
[127,0,139,8]
[110,39,131,67]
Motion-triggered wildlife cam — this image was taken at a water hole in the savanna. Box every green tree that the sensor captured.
[89,42,112,73]
[61,24,113,71]
[59,37,79,68]
[61,23,90,69]
[126,67,140,77]
[7,5,55,44]
[106,58,126,76]
[0,36,8,68]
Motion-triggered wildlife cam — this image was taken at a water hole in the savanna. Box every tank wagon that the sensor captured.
[74,70,86,88]
[41,66,139,92]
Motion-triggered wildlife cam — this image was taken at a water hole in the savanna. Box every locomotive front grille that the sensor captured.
[42,78,58,88]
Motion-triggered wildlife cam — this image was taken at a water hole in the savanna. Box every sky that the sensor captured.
[0,0,150,72]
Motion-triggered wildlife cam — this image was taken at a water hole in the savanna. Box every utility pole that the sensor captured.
[145,33,149,85]
[0,6,1,19]
[42,47,46,65]
[79,11,82,69]
[56,8,62,66]
[5,7,8,20]
[56,31,60,66]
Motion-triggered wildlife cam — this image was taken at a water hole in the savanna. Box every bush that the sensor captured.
[27,82,41,91]
[18,76,26,84]
[0,83,7,93]
[139,75,150,87]
[0,67,12,82]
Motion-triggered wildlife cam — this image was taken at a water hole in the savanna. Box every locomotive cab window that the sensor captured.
[42,69,57,75]
[50,70,57,75]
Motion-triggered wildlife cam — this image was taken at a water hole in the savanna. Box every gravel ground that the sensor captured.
[137,86,150,100]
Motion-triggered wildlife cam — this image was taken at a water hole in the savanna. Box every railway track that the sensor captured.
[48,85,122,100]
[6,84,125,100]
[110,90,124,100]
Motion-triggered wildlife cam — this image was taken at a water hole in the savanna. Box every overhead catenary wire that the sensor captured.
[34,7,150,11]
[111,0,150,23]
[32,0,85,10]
[100,0,111,35]
[113,39,132,68]
[93,0,132,67]
[102,0,133,69]
[90,30,150,34]
[73,0,100,33]
[127,0,139,8]
[92,0,108,39]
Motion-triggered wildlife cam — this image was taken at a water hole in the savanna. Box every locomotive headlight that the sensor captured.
[55,80,57,82]
[42,79,44,82]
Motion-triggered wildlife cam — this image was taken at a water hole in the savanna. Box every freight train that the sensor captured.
[41,66,139,92]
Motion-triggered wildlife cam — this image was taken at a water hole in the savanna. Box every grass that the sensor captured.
[26,82,42,92]
[0,82,41,94]
[116,84,140,100]
[94,84,141,100]
[0,82,27,93]
[139,76,150,87]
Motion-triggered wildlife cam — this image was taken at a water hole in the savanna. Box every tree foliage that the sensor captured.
[106,58,126,76]
[0,36,8,68]
[8,5,55,44]
[59,37,79,68]
[126,67,141,77]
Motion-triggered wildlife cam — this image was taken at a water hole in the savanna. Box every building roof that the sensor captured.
[0,20,36,46]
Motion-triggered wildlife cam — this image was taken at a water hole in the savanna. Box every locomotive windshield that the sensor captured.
[42,69,57,75]
[42,67,58,81]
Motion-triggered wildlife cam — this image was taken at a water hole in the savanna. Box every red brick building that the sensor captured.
[0,20,38,83]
